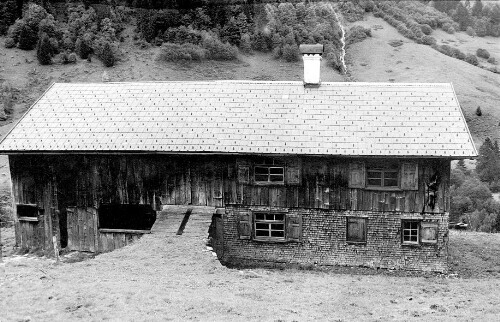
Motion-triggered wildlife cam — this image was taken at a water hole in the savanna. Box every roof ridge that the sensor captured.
[51,81,453,86]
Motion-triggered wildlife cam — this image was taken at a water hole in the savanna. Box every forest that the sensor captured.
[0,1,498,71]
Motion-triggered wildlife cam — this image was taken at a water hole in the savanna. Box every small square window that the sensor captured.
[346,217,367,243]
[367,167,399,188]
[254,159,285,184]
[254,212,286,240]
[402,220,420,245]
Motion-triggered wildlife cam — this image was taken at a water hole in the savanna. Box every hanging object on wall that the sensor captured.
[426,172,440,210]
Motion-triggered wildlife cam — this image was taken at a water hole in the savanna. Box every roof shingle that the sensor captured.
[0,81,477,157]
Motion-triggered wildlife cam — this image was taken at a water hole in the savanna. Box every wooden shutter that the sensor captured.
[286,213,302,242]
[400,162,419,190]
[237,211,252,240]
[420,222,438,244]
[348,162,365,188]
[286,159,301,185]
[236,159,250,184]
[347,217,366,242]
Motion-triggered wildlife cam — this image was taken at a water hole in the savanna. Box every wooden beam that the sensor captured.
[18,216,39,222]
[98,228,151,234]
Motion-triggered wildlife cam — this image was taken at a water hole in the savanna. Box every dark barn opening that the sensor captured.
[98,204,157,231]
[16,204,39,218]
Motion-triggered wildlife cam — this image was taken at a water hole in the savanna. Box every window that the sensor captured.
[237,211,302,242]
[346,217,367,243]
[402,220,420,245]
[254,159,284,184]
[367,167,398,188]
[254,213,286,240]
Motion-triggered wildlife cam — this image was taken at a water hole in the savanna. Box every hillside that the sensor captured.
[347,14,500,147]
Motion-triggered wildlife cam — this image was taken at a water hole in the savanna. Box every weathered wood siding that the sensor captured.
[9,154,450,252]
[10,155,450,212]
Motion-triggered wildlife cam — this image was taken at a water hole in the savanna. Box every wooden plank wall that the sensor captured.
[99,232,142,253]
[10,157,59,252]
[9,154,450,252]
[10,155,450,215]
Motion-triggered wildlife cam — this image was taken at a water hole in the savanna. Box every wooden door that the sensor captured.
[66,207,99,252]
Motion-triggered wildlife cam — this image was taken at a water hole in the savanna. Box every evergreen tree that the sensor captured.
[472,0,483,17]
[100,42,115,67]
[36,33,52,65]
[457,159,468,173]
[0,0,17,35]
[454,3,472,31]
[476,137,500,183]
[434,0,459,14]
[17,24,37,50]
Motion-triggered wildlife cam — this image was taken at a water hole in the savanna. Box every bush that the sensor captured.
[251,31,272,52]
[421,35,437,46]
[239,33,252,53]
[487,57,497,64]
[99,42,116,67]
[437,44,453,56]
[36,33,53,65]
[466,53,479,66]
[451,47,466,60]
[75,37,93,59]
[68,52,77,64]
[346,25,372,45]
[476,106,482,116]
[18,24,37,50]
[420,24,433,35]
[282,44,299,62]
[202,34,238,61]
[466,26,476,37]
[163,26,202,45]
[476,48,490,59]
[442,22,455,34]
[4,38,15,48]
[0,0,17,36]
[157,42,206,62]
[7,19,26,44]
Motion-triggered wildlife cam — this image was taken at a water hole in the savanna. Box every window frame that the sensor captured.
[346,216,368,244]
[401,220,420,246]
[253,159,285,185]
[365,163,401,191]
[253,212,287,242]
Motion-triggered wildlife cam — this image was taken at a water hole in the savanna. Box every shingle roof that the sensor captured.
[0,81,477,157]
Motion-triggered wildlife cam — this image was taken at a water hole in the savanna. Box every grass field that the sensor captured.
[1,209,500,321]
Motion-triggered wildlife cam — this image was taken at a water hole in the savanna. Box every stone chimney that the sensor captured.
[299,44,324,86]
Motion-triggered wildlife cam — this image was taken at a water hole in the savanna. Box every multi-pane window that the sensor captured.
[254,213,285,239]
[346,217,367,243]
[367,168,398,187]
[402,220,420,245]
[254,159,285,183]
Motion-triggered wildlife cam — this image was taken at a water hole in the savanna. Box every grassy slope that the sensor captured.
[1,210,500,321]
[347,14,500,148]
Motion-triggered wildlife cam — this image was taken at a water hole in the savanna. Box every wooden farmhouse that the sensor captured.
[0,49,477,272]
